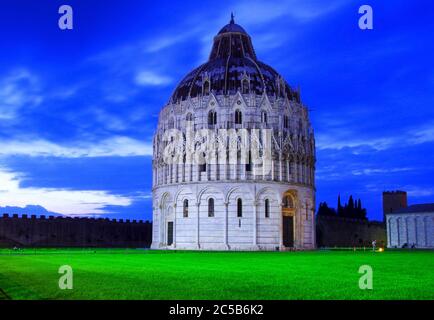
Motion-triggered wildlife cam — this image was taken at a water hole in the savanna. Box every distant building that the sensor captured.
[385,192,434,248]
[382,191,407,222]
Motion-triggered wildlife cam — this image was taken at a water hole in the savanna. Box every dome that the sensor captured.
[170,16,300,103]
[152,15,316,252]
[218,23,247,34]
[217,15,247,35]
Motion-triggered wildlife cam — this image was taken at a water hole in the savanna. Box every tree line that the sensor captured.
[317,195,367,220]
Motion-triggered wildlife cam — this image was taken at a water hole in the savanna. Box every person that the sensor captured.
[372,240,377,252]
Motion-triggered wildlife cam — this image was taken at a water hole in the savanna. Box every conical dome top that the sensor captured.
[217,13,248,35]
[209,14,257,61]
[169,15,300,103]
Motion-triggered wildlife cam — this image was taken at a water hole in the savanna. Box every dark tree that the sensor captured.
[336,195,368,220]
[337,194,343,216]
[348,195,354,212]
[317,202,337,217]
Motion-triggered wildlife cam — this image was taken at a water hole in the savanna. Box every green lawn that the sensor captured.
[0,249,433,300]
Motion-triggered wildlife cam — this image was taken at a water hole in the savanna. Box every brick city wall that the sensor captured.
[316,215,386,248]
[0,214,152,248]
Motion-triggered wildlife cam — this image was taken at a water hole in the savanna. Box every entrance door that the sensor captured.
[283,216,294,247]
[167,221,174,246]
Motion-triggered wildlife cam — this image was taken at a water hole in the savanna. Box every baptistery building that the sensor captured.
[151,17,316,250]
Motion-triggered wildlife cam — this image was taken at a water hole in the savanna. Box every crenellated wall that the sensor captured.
[316,215,386,248]
[0,214,152,248]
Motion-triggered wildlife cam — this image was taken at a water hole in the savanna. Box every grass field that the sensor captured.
[0,249,433,300]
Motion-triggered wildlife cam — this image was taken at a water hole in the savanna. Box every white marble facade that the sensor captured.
[151,17,316,251]
[386,212,434,248]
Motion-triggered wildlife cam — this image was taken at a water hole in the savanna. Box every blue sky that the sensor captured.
[0,0,433,221]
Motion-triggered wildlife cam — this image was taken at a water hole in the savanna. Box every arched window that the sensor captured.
[283,195,294,209]
[186,113,193,122]
[203,80,210,95]
[261,111,268,124]
[208,110,217,126]
[199,151,207,172]
[265,199,270,218]
[242,79,249,94]
[235,109,242,125]
[208,198,215,217]
[237,198,243,217]
[168,117,175,129]
[245,150,252,172]
[183,199,189,218]
[283,115,289,129]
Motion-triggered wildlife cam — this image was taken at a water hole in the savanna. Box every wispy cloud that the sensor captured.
[230,0,346,25]
[316,134,396,151]
[0,136,152,158]
[364,184,434,198]
[93,108,128,131]
[407,187,434,198]
[317,121,434,151]
[145,28,201,53]
[0,168,132,215]
[408,123,434,144]
[135,71,172,86]
[351,167,414,176]
[0,69,43,120]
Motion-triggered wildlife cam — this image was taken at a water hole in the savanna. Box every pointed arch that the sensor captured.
[208,109,217,125]
[203,79,210,95]
[242,78,250,94]
[261,110,268,124]
[235,109,243,125]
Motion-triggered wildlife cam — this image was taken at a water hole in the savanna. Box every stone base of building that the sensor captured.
[151,242,316,251]
[151,182,316,253]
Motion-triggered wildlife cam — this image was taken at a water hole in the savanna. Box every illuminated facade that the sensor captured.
[151,17,316,250]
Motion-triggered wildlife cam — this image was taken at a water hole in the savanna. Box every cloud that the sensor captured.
[93,108,128,131]
[364,183,434,199]
[0,69,43,120]
[194,0,349,64]
[408,124,434,144]
[351,167,414,176]
[316,121,434,152]
[145,28,200,53]
[407,187,434,198]
[230,0,346,26]
[0,168,132,215]
[0,136,152,158]
[87,40,175,87]
[316,134,396,151]
[135,71,172,86]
